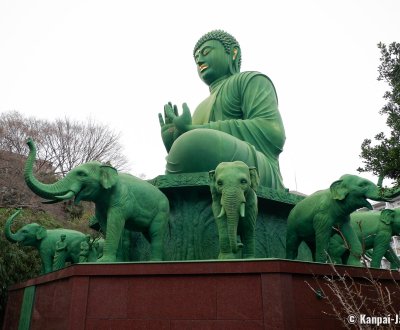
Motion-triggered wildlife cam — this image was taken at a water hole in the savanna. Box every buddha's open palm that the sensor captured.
[158,102,192,151]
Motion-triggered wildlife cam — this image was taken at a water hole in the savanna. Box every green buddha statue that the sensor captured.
[159,30,286,189]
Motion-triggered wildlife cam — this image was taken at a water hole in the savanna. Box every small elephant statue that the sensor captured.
[329,209,400,269]
[24,138,170,262]
[209,161,259,259]
[286,174,398,266]
[4,209,95,273]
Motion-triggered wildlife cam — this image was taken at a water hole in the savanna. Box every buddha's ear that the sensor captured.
[230,46,241,74]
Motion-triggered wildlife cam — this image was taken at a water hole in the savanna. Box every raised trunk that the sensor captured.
[24,138,72,201]
[381,186,400,200]
[5,209,22,243]
[367,186,400,203]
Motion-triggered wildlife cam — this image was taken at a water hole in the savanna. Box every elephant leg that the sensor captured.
[314,229,332,263]
[328,234,347,264]
[384,248,400,269]
[370,233,392,268]
[148,212,168,261]
[40,254,54,273]
[370,249,385,268]
[286,231,301,260]
[98,211,125,262]
[238,219,255,259]
[340,222,362,266]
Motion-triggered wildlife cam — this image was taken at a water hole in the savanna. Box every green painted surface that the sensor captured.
[159,30,286,189]
[286,174,400,266]
[90,172,311,262]
[18,285,35,330]
[329,209,400,269]
[209,161,259,259]
[4,209,99,274]
[24,138,170,263]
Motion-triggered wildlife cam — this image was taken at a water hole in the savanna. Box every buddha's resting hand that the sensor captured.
[158,102,193,152]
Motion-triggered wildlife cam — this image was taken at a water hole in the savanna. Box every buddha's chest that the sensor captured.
[192,88,242,124]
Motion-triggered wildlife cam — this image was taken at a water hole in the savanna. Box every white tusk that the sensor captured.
[217,206,226,218]
[240,203,245,217]
[54,191,75,200]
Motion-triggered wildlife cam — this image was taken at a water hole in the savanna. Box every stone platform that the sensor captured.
[4,260,400,329]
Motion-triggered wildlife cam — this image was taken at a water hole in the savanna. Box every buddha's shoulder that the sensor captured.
[227,71,278,100]
[229,71,273,84]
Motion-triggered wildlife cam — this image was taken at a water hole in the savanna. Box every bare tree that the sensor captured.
[0,111,129,176]
[0,111,46,155]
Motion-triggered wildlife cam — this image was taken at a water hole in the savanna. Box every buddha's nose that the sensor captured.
[197,59,205,68]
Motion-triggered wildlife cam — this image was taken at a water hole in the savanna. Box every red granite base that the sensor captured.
[3,260,400,329]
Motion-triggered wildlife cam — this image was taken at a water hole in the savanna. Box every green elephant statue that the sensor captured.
[209,161,259,259]
[286,174,400,266]
[24,138,169,262]
[329,209,400,269]
[4,209,95,273]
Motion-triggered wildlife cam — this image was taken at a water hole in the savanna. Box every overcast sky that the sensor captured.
[1,0,399,195]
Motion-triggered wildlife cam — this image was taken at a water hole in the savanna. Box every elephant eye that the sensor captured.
[240,179,248,184]
[217,180,223,186]
[77,170,87,177]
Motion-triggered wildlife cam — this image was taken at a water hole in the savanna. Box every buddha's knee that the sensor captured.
[167,129,224,172]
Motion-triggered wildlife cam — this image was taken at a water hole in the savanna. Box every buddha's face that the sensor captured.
[194,40,231,86]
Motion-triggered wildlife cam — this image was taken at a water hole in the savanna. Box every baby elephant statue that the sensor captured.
[24,138,169,262]
[4,209,92,274]
[286,174,398,266]
[209,161,259,259]
[329,209,400,269]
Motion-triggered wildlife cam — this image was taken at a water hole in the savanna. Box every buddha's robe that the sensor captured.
[166,71,286,190]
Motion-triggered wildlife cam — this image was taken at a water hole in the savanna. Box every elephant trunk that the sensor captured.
[367,187,400,204]
[221,189,245,254]
[5,209,22,243]
[24,138,74,202]
[380,186,400,200]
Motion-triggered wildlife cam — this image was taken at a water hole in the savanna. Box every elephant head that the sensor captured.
[24,138,118,204]
[5,209,47,247]
[380,209,400,234]
[329,174,397,212]
[209,161,259,255]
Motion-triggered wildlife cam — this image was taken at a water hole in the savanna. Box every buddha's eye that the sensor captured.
[201,47,212,56]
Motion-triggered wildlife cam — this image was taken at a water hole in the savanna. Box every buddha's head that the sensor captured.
[193,30,241,86]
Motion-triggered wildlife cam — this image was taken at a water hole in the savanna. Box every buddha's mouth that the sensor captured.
[199,64,208,72]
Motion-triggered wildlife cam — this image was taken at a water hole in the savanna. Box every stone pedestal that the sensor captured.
[96,173,309,261]
[4,260,400,329]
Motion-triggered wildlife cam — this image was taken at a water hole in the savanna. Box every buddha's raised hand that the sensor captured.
[159,102,192,152]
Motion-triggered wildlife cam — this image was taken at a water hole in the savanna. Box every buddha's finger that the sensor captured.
[182,103,191,115]
[164,104,173,123]
[165,105,176,120]
[158,113,165,126]
[173,104,179,116]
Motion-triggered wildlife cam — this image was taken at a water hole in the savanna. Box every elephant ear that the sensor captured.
[36,226,47,240]
[100,165,118,189]
[249,167,259,192]
[330,180,348,200]
[380,209,395,225]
